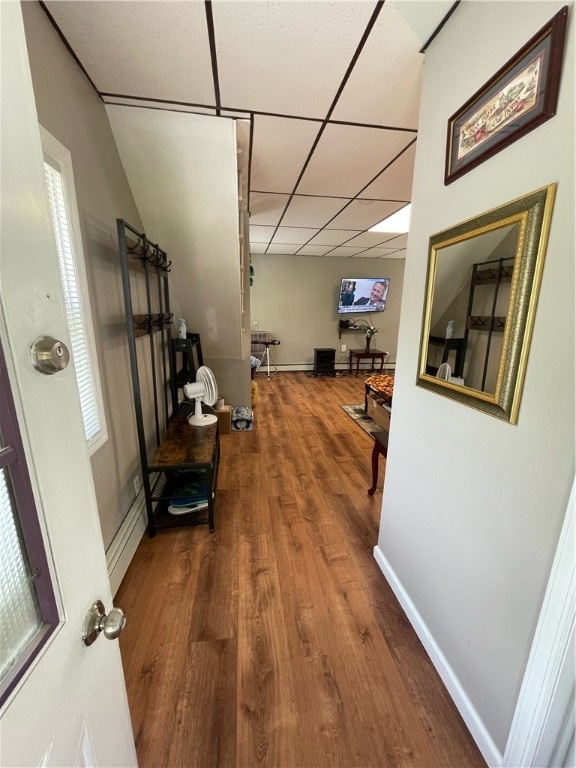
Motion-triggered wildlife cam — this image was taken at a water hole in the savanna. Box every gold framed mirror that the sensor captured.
[417,184,556,423]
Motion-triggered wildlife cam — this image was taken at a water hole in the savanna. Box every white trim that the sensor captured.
[373,545,503,767]
[106,488,148,597]
[256,363,396,373]
[503,478,576,768]
[39,126,108,457]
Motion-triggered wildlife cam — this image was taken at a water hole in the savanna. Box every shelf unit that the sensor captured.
[463,255,514,390]
[117,219,219,537]
[426,336,465,378]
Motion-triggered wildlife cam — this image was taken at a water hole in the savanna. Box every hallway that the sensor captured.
[116,372,485,767]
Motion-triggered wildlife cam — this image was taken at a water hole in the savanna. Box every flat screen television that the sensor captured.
[338,278,390,314]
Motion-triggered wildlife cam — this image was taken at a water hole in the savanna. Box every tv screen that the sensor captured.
[338,278,390,314]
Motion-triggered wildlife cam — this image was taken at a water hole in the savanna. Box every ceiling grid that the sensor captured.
[42,0,459,260]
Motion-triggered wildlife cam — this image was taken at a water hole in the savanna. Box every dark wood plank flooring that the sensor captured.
[116,372,486,768]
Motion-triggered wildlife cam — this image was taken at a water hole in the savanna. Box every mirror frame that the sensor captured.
[417,184,556,423]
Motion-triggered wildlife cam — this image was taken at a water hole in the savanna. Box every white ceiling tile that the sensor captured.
[249,225,275,244]
[46,1,214,103]
[361,246,405,257]
[361,141,417,201]
[325,246,367,258]
[380,233,409,248]
[331,4,424,128]
[330,201,402,230]
[297,245,336,257]
[298,124,416,197]
[282,195,349,228]
[212,1,376,117]
[249,243,268,254]
[102,97,217,116]
[345,231,397,248]
[271,228,320,245]
[307,230,360,247]
[266,243,301,255]
[250,116,319,192]
[249,193,290,226]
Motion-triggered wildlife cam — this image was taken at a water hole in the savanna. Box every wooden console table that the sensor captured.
[367,430,388,496]
[349,348,387,375]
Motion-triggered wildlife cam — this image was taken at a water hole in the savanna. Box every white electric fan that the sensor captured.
[183,366,219,426]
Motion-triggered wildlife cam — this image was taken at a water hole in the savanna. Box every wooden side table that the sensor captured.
[367,430,389,496]
[349,349,387,375]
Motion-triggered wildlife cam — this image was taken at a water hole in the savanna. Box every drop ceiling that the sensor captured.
[42,0,457,260]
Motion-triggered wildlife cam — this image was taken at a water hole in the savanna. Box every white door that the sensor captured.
[0,3,137,766]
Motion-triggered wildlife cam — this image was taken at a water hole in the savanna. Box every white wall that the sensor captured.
[376,1,574,762]
[106,105,251,407]
[250,254,405,368]
[22,3,152,550]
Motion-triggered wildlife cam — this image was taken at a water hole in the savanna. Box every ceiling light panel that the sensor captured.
[281,195,350,229]
[250,116,321,192]
[249,193,291,226]
[212,1,375,117]
[329,200,403,230]
[297,124,415,197]
[46,1,214,103]
[361,141,417,201]
[271,228,320,245]
[331,4,423,128]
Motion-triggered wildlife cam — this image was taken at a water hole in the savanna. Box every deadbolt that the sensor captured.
[82,600,127,646]
[31,335,70,375]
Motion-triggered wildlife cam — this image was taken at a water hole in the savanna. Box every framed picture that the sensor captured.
[445,6,568,185]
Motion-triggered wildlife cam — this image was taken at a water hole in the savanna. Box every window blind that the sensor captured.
[43,162,103,448]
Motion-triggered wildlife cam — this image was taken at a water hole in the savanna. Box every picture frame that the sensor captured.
[445,6,568,185]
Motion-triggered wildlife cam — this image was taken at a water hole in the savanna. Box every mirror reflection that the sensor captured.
[417,184,556,423]
[425,222,519,394]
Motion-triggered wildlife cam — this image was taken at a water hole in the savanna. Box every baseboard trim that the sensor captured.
[373,545,503,768]
[106,487,148,596]
[261,363,396,373]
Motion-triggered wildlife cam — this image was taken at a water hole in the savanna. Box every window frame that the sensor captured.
[40,127,108,456]
[0,337,60,707]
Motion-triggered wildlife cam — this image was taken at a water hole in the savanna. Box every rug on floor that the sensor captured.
[340,404,380,438]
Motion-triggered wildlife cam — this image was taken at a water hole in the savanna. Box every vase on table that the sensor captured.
[365,335,372,352]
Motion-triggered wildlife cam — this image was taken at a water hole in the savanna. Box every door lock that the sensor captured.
[31,336,70,375]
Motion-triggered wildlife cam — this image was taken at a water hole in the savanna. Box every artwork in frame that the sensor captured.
[445,5,569,185]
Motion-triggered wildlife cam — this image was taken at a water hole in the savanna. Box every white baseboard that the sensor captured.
[106,488,148,597]
[263,362,395,373]
[373,545,503,768]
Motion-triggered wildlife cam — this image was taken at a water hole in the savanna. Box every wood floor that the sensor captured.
[116,372,486,768]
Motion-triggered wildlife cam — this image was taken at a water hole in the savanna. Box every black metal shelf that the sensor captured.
[117,219,219,537]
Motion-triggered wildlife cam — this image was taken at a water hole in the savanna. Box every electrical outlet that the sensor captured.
[341,344,347,353]
[253,320,258,326]
[133,475,141,495]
